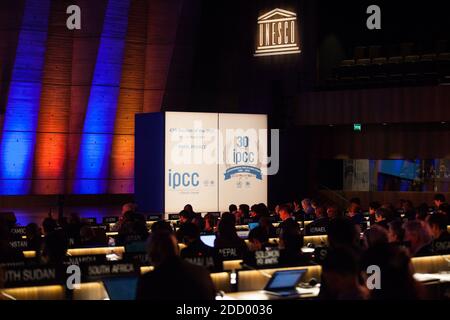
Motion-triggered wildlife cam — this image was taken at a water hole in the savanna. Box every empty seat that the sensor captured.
[436,40,448,54]
[336,60,356,87]
[356,58,371,65]
[400,42,414,57]
[369,45,382,60]
[354,58,371,84]
[370,57,388,85]
[340,59,355,67]
[418,54,438,84]
[437,52,450,83]
[403,55,420,84]
[354,46,367,60]
[386,56,404,84]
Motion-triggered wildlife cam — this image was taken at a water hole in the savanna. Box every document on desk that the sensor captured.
[414,273,450,283]
[219,285,321,300]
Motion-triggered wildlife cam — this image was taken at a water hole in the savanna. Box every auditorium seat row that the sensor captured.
[324,52,450,89]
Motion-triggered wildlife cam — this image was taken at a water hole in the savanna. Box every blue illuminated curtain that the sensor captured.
[0,0,50,195]
[74,0,131,194]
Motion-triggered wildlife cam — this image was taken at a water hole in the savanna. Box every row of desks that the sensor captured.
[20,235,329,259]
[2,254,449,300]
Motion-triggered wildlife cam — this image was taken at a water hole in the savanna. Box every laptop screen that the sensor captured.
[237,230,249,239]
[124,241,147,253]
[103,277,138,300]
[265,270,306,291]
[248,222,259,230]
[200,235,216,247]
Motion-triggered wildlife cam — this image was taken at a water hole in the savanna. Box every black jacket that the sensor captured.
[305,217,329,235]
[214,235,248,260]
[278,218,299,232]
[136,256,216,300]
[180,239,223,271]
[414,243,434,257]
[432,231,450,255]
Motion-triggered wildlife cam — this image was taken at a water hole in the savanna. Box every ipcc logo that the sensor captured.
[168,169,200,190]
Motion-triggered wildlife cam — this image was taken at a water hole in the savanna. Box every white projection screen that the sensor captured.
[218,113,268,211]
[164,112,268,213]
[164,112,218,213]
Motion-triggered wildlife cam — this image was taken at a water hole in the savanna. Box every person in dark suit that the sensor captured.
[368,201,381,224]
[278,219,310,267]
[117,210,148,245]
[427,213,450,255]
[278,204,298,230]
[319,247,369,300]
[404,220,433,257]
[176,210,195,242]
[361,243,426,299]
[214,212,248,260]
[305,206,329,235]
[374,207,391,230]
[301,198,316,221]
[0,222,24,263]
[243,226,271,267]
[259,216,277,238]
[136,230,216,300]
[292,199,303,220]
[433,193,447,212]
[180,223,222,272]
[402,200,416,221]
[347,202,364,226]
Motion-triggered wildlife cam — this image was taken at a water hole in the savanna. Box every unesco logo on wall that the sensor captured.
[254,8,301,57]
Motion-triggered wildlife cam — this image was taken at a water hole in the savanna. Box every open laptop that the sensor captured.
[237,230,249,239]
[200,234,216,247]
[103,277,138,300]
[124,241,147,253]
[248,222,259,231]
[263,270,307,297]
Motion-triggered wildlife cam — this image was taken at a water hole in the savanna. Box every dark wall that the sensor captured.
[303,122,450,192]
[317,0,450,80]
[0,0,25,114]
[162,0,319,203]
[163,0,450,203]
[165,0,318,116]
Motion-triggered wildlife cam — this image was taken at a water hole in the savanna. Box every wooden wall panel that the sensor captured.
[33,0,73,194]
[296,86,450,126]
[66,0,107,193]
[0,0,195,195]
[307,124,450,160]
[0,1,25,118]
[109,0,148,193]
[143,0,183,112]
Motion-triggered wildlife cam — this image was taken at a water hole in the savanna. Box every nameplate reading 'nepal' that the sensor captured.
[254,8,301,57]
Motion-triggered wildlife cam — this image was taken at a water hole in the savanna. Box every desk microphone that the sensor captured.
[309,277,318,286]
[216,290,225,298]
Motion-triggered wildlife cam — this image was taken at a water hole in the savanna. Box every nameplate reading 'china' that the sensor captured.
[254,8,301,57]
